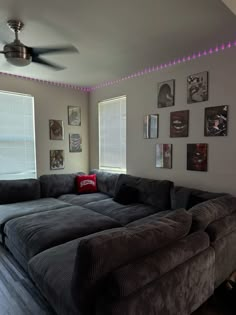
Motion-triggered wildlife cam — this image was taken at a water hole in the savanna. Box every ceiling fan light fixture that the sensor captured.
[6,56,31,66]
[4,41,32,66]
[0,19,79,70]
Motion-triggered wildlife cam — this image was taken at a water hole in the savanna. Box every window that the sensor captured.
[0,91,36,180]
[99,96,126,173]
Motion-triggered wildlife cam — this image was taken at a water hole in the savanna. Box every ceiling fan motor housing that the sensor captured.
[4,41,32,66]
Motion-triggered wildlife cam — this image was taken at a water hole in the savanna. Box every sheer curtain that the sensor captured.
[99,96,126,173]
[0,91,36,179]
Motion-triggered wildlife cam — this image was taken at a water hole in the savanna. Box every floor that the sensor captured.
[0,245,54,315]
[0,244,235,315]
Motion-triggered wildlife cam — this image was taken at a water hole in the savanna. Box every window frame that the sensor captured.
[0,90,37,180]
[98,95,127,174]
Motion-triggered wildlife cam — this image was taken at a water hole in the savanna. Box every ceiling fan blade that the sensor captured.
[32,56,65,71]
[30,45,79,56]
[0,51,5,54]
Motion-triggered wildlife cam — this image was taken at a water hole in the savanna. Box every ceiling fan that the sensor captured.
[0,19,79,70]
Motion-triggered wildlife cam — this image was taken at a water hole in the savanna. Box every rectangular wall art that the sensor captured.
[156,144,172,169]
[68,106,81,126]
[204,105,228,136]
[50,150,65,170]
[187,143,208,172]
[157,79,175,108]
[49,120,64,140]
[187,71,208,103]
[170,110,189,137]
[69,133,82,152]
[143,114,159,139]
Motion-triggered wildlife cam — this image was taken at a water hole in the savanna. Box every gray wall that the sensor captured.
[0,76,89,176]
[89,48,236,195]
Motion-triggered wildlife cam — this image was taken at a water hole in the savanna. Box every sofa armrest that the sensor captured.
[106,231,209,298]
[71,209,192,314]
[206,211,236,242]
[189,195,236,232]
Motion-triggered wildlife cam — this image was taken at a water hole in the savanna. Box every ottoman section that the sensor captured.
[0,198,71,243]
[28,238,80,315]
[4,205,121,264]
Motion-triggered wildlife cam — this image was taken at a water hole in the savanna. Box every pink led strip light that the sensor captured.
[0,40,235,92]
[90,40,235,91]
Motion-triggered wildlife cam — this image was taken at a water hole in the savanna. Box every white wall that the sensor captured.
[0,75,89,176]
[89,48,236,195]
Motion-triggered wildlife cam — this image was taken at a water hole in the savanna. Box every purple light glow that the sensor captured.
[0,38,235,92]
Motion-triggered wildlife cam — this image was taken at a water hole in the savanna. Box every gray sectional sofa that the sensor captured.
[0,169,236,315]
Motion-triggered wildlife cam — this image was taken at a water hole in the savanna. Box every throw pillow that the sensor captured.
[113,184,139,205]
[77,174,97,194]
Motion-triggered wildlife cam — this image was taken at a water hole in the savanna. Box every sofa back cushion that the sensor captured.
[71,209,192,313]
[189,195,236,232]
[0,179,41,204]
[173,186,226,210]
[40,173,84,198]
[115,174,173,210]
[89,169,120,197]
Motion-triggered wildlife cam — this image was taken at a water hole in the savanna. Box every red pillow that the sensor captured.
[76,174,97,194]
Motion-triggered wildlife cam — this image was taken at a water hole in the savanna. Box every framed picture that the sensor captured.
[187,71,208,103]
[69,134,82,152]
[68,106,81,126]
[49,120,64,140]
[156,144,172,169]
[204,105,228,136]
[143,115,149,139]
[187,143,208,172]
[170,110,189,137]
[149,114,159,138]
[157,79,175,108]
[50,150,65,170]
[143,114,159,139]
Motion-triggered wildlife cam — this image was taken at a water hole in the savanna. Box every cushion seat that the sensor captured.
[29,238,80,315]
[29,209,192,315]
[4,205,121,263]
[0,198,71,243]
[58,192,110,206]
[81,198,159,225]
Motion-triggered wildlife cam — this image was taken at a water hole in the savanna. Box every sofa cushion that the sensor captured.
[4,205,121,262]
[71,209,192,313]
[0,179,40,204]
[127,210,173,227]
[173,186,226,210]
[107,231,210,298]
[206,211,236,242]
[28,238,81,315]
[76,174,97,193]
[113,184,139,205]
[90,169,120,197]
[189,195,236,232]
[58,192,110,206]
[39,173,84,198]
[115,174,173,210]
[0,198,70,235]
[81,198,158,225]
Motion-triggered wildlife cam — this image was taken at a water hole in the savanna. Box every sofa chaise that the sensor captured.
[0,169,235,315]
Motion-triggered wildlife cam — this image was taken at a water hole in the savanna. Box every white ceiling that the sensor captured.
[0,0,235,87]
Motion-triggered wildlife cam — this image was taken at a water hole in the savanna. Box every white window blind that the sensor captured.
[0,91,36,180]
[99,96,126,173]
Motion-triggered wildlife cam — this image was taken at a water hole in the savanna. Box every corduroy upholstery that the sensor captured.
[115,174,174,210]
[0,170,235,315]
[71,209,192,314]
[40,173,85,198]
[0,179,40,204]
[189,195,236,232]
